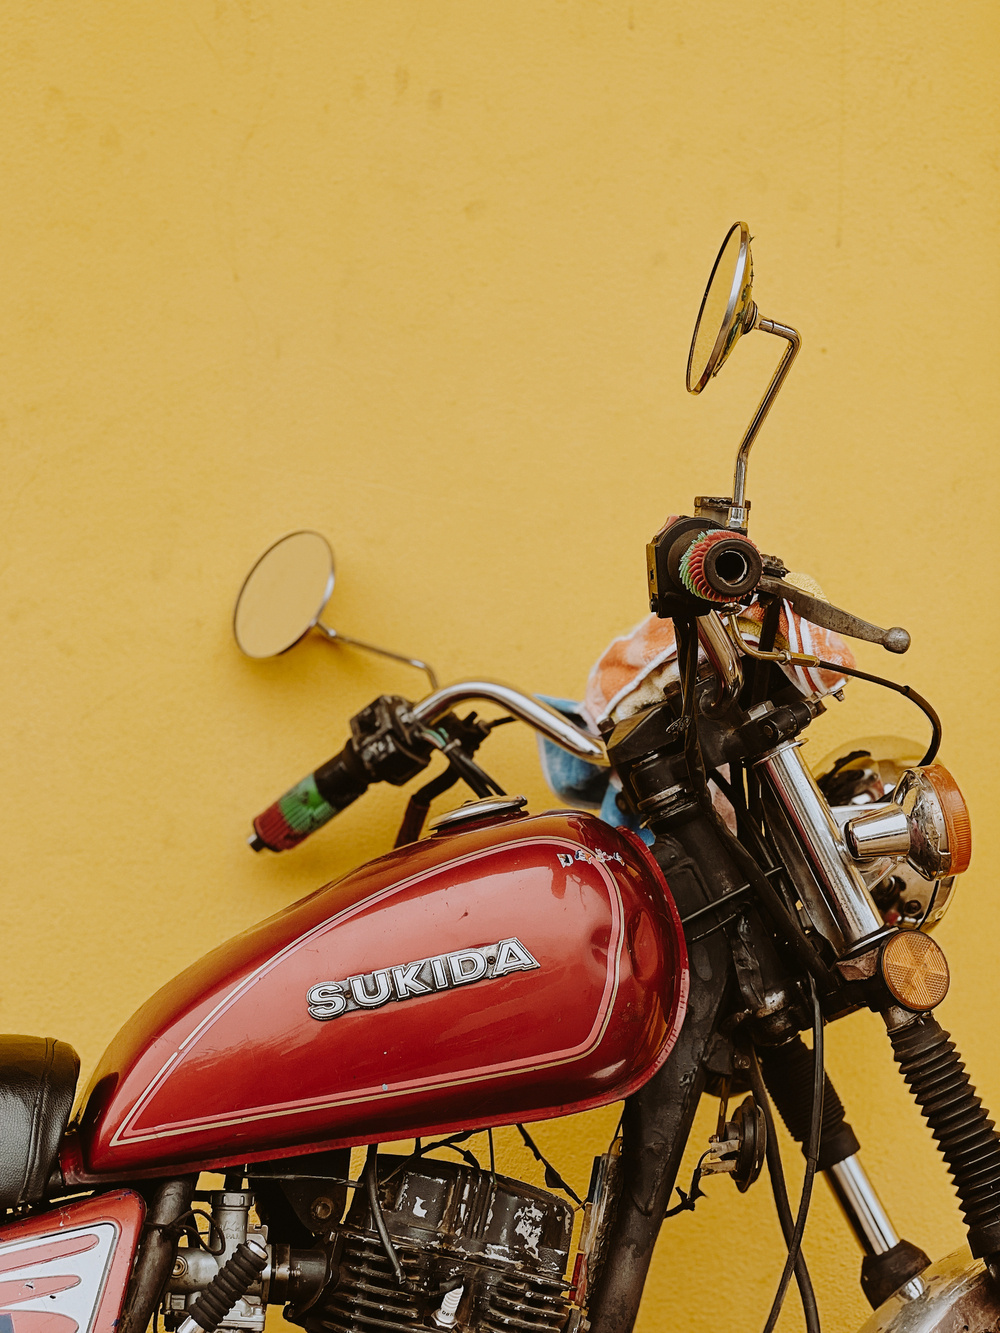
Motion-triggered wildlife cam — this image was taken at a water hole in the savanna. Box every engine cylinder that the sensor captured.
[290,1156,575,1333]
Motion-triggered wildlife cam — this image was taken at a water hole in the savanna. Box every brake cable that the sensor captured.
[746,1051,821,1333]
[760,976,824,1333]
[415,725,505,798]
[723,613,941,766]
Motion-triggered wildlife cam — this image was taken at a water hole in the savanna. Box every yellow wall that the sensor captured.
[2,3,999,1329]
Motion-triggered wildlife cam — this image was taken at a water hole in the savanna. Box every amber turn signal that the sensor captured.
[921,764,973,876]
[880,931,950,1011]
[872,761,974,881]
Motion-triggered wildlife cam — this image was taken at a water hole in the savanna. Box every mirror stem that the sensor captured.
[729,318,801,530]
[313,622,440,691]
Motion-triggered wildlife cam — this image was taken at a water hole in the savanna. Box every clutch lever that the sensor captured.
[756,576,911,654]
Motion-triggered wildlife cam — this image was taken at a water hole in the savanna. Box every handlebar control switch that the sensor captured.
[349,695,435,787]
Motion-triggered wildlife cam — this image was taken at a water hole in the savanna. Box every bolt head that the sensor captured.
[311,1196,334,1221]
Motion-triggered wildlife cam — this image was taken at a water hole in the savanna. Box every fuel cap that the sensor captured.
[430,795,528,832]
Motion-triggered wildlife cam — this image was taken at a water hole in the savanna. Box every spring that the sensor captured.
[890,1015,1000,1258]
[185,1240,268,1333]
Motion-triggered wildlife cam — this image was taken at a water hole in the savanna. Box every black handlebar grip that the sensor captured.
[251,742,370,852]
[680,529,763,603]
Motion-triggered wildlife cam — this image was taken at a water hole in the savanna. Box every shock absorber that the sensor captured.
[176,1239,269,1333]
[760,1036,929,1307]
[887,1010,1000,1271]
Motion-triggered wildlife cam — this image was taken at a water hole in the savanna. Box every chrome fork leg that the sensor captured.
[827,1155,899,1256]
[759,1038,928,1307]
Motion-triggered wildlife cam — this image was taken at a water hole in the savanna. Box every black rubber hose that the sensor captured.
[760,1036,861,1171]
[889,1014,1000,1259]
[186,1240,268,1333]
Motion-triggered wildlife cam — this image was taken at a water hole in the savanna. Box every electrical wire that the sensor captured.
[515,1124,584,1207]
[813,658,941,766]
[363,1145,408,1287]
[760,978,824,1333]
[746,1053,820,1333]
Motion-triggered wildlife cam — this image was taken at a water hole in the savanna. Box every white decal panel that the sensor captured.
[0,1223,118,1333]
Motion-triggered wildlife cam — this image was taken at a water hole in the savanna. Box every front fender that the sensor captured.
[859,1247,1000,1332]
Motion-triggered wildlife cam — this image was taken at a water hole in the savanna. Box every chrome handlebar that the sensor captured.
[407,617,744,768]
[409,680,608,767]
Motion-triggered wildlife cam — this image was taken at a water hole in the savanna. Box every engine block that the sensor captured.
[292,1155,575,1333]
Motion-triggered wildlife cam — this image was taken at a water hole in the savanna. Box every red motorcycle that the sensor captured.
[1,225,994,1333]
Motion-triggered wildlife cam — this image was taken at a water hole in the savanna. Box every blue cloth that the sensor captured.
[536,696,653,846]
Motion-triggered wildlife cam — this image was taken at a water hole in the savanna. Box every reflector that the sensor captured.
[881,931,950,1011]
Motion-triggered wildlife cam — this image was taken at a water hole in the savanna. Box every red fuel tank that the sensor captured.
[72,806,687,1179]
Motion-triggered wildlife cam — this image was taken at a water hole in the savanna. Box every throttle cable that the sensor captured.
[760,976,824,1333]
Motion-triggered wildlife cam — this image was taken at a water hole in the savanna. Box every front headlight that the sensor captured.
[846,763,973,881]
[815,741,971,933]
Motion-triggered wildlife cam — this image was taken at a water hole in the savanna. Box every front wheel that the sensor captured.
[857,1246,998,1332]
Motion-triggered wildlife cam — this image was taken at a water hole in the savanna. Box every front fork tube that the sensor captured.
[757,742,1000,1282]
[760,1037,929,1307]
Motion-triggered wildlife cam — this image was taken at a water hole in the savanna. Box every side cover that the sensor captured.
[0,1191,144,1333]
[73,810,687,1178]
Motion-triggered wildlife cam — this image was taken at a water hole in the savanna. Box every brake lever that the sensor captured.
[757,576,910,654]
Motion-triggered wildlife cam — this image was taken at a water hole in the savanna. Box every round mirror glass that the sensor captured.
[686,222,754,394]
[233,530,335,658]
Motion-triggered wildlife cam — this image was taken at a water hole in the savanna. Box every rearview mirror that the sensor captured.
[233,530,438,689]
[686,221,756,393]
[233,531,334,659]
[684,223,801,530]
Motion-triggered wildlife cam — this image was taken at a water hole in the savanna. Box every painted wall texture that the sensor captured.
[2,3,998,1330]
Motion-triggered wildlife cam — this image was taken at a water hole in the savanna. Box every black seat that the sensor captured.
[0,1035,79,1208]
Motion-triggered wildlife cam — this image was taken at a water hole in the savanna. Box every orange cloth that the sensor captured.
[583,599,856,728]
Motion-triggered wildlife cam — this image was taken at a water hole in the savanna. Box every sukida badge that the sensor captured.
[306,937,540,1020]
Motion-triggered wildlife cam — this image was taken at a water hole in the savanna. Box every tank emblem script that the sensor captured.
[556,848,624,868]
[306,938,540,1020]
